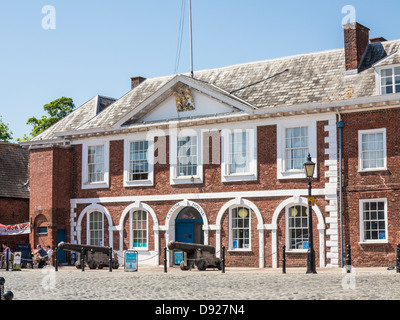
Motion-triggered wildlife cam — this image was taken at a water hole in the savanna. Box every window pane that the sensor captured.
[87,145,105,182]
[231,207,250,249]
[361,132,385,169]
[132,210,147,248]
[229,131,250,174]
[129,141,149,181]
[177,136,197,177]
[362,201,386,241]
[285,127,308,171]
[89,211,103,245]
[288,205,309,250]
[381,69,393,77]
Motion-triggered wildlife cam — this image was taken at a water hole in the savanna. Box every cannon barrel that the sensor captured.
[167,241,216,254]
[58,242,111,254]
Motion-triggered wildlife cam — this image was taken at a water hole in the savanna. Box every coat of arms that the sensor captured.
[174,87,195,112]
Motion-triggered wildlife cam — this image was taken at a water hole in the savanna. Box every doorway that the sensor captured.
[57,229,66,264]
[175,207,204,244]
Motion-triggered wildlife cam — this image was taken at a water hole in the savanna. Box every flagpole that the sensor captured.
[189,0,194,78]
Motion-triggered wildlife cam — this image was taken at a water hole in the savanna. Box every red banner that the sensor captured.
[0,222,31,236]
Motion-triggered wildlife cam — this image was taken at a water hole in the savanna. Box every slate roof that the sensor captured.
[33,95,117,141]
[0,143,29,199]
[31,39,400,141]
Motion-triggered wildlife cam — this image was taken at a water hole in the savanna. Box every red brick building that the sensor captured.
[0,143,30,250]
[22,21,400,268]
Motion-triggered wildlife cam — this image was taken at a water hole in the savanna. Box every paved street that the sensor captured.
[1,265,399,301]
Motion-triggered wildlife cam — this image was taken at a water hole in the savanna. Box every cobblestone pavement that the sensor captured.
[1,265,399,300]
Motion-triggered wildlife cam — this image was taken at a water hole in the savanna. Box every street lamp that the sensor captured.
[304,153,317,274]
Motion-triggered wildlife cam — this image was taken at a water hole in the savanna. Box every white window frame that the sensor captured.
[221,128,257,182]
[124,134,154,187]
[376,65,400,95]
[170,129,203,185]
[228,206,252,252]
[129,210,149,251]
[81,140,110,189]
[277,119,317,180]
[87,211,104,246]
[285,205,309,253]
[359,198,388,244]
[358,128,387,172]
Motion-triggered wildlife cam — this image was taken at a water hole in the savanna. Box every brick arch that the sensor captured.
[270,196,325,268]
[215,198,265,268]
[117,202,159,255]
[33,213,48,248]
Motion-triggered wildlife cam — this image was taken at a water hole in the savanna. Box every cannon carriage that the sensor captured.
[167,241,222,271]
[57,242,119,270]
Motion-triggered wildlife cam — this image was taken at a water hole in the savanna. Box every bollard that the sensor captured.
[396,244,400,273]
[221,246,225,274]
[81,248,85,272]
[0,277,4,301]
[164,247,167,273]
[0,277,13,301]
[3,291,14,300]
[5,248,9,271]
[345,244,351,273]
[282,245,286,274]
[54,247,58,272]
[109,247,113,272]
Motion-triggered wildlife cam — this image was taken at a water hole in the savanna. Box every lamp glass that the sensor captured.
[304,155,315,178]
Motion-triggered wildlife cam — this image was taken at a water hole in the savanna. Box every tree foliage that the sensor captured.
[0,116,13,142]
[20,97,75,141]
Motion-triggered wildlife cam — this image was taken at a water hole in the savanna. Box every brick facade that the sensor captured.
[24,21,400,269]
[341,108,400,267]
[29,120,336,268]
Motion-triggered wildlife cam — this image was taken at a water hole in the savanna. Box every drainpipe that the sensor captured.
[336,111,346,268]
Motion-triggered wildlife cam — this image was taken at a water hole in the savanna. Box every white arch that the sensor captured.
[164,200,209,267]
[117,202,159,258]
[165,200,209,229]
[76,203,114,247]
[270,196,326,268]
[215,198,265,268]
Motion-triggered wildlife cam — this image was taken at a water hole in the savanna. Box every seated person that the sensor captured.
[45,245,53,265]
[0,243,12,268]
[35,244,49,268]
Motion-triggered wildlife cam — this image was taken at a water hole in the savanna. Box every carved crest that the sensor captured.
[174,87,195,112]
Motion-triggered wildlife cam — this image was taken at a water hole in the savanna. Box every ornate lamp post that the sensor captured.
[304,153,317,274]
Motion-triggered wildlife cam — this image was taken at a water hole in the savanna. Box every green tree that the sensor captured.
[0,116,13,142]
[19,97,75,141]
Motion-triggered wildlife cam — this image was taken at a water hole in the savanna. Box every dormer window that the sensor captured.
[380,67,400,95]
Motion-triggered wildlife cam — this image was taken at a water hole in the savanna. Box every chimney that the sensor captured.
[131,76,146,90]
[343,22,370,74]
[370,37,387,44]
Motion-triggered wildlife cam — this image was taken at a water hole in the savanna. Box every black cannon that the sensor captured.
[167,241,222,271]
[58,242,119,270]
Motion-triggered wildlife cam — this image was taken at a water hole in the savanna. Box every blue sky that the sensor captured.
[1,0,399,140]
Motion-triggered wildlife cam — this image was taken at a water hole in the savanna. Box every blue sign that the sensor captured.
[232,240,238,249]
[303,241,309,249]
[174,252,183,265]
[124,250,138,272]
[379,232,386,240]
